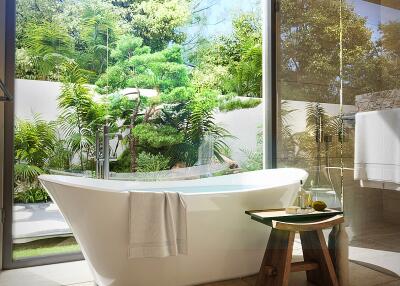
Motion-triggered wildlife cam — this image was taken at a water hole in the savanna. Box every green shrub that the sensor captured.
[14,187,50,204]
[219,97,261,112]
[137,152,170,173]
[110,149,131,173]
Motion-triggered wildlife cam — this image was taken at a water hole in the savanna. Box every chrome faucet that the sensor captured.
[95,125,122,179]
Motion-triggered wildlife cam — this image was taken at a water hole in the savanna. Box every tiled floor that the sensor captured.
[1,258,399,286]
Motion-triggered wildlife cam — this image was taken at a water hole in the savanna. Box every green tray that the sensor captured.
[245,208,343,226]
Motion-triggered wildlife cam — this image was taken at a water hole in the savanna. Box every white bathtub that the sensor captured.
[39,168,308,286]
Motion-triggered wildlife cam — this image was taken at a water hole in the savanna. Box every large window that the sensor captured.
[6,0,264,266]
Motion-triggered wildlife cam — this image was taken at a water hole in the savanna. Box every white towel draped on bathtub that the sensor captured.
[128,191,188,258]
[354,108,400,190]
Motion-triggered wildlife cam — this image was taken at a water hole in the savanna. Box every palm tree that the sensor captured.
[25,21,74,80]
[14,115,57,201]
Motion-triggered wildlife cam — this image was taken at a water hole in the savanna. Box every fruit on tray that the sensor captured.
[312,200,327,211]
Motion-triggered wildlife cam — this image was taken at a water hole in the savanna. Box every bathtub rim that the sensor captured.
[39,168,308,196]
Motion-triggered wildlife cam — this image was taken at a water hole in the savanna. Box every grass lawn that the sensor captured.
[13,236,81,259]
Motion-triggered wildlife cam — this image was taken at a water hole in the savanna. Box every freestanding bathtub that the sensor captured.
[39,168,308,286]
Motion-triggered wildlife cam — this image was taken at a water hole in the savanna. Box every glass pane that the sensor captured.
[276,0,344,209]
[277,0,400,277]
[13,0,263,261]
[343,0,400,277]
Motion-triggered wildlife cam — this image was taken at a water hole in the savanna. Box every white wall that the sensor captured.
[15,79,62,121]
[14,79,356,166]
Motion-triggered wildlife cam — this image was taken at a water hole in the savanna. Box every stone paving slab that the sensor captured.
[13,203,71,242]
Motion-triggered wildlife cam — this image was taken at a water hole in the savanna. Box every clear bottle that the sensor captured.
[298,180,307,209]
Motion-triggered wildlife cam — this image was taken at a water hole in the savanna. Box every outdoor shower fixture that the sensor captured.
[342,112,356,128]
[95,125,122,179]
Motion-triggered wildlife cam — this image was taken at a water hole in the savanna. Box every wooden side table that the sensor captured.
[246,209,343,286]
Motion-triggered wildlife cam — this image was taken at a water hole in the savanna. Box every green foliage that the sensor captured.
[133,123,184,148]
[161,86,195,104]
[23,21,74,80]
[96,41,189,94]
[14,115,56,167]
[380,22,400,57]
[136,152,170,172]
[14,163,44,185]
[241,128,263,171]
[219,96,261,112]
[58,62,106,170]
[190,13,262,98]
[279,0,375,102]
[15,48,39,79]
[77,1,122,77]
[128,0,190,51]
[47,140,72,170]
[111,36,145,61]
[14,187,50,204]
[14,115,57,203]
[188,92,231,163]
[110,149,131,173]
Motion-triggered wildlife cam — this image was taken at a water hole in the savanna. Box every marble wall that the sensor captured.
[355,89,400,112]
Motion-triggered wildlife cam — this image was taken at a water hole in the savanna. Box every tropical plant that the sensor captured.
[14,115,56,167]
[58,62,106,171]
[241,128,263,171]
[24,21,74,80]
[77,1,122,78]
[187,91,231,163]
[14,115,57,203]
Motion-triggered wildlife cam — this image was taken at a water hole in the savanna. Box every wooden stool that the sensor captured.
[256,215,344,286]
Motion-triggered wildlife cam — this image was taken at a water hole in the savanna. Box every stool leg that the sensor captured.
[256,229,294,286]
[300,230,339,286]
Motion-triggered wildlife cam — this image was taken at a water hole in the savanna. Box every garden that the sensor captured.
[13,0,400,203]
[14,0,264,204]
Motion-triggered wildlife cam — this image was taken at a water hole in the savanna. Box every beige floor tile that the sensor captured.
[349,262,399,286]
[379,280,400,286]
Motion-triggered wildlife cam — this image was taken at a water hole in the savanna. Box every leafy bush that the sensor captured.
[133,123,184,148]
[137,152,170,172]
[14,187,50,204]
[241,149,263,171]
[14,116,57,203]
[219,97,261,112]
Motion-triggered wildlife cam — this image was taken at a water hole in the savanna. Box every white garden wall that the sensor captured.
[14,79,356,166]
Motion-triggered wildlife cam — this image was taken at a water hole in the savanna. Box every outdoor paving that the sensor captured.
[13,203,71,242]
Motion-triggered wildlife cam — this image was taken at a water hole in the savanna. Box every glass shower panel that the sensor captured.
[276,0,344,209]
[342,0,400,277]
[277,0,400,278]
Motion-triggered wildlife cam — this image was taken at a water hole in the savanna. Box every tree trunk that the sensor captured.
[130,136,138,173]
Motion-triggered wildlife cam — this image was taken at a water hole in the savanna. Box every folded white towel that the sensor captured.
[128,191,188,258]
[354,108,400,190]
